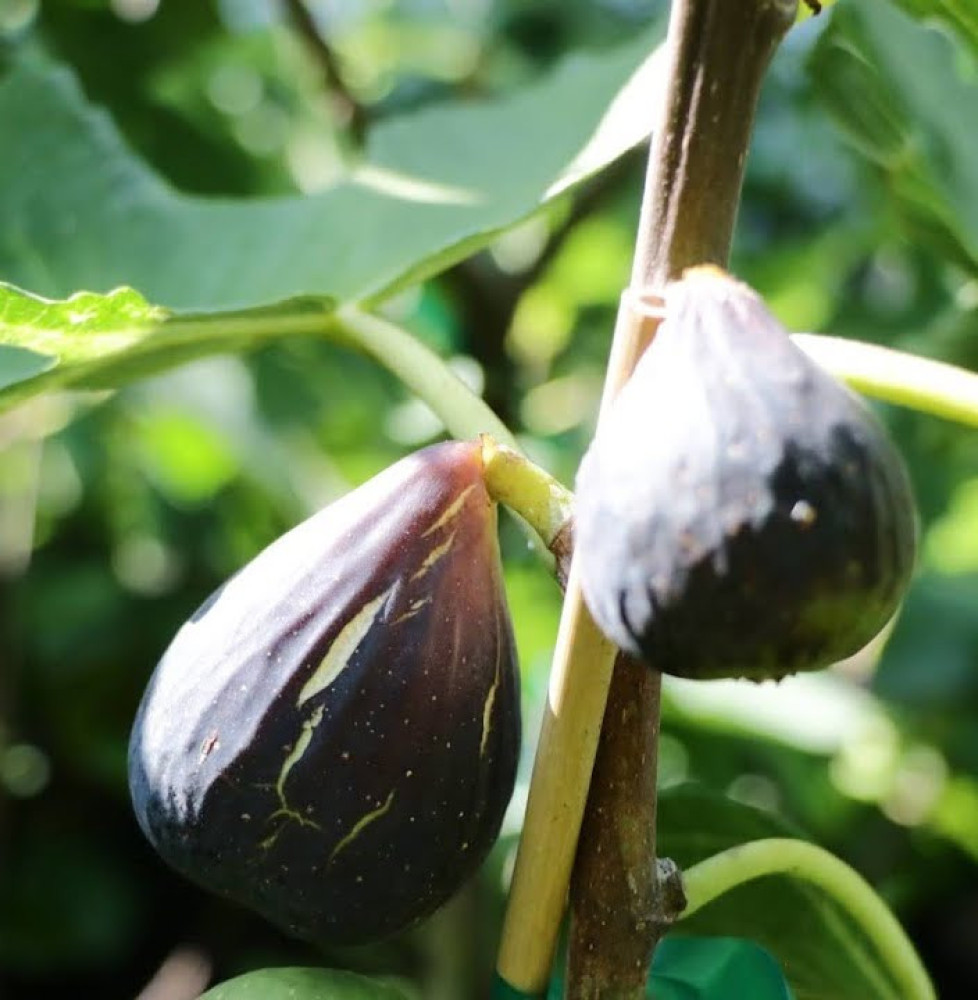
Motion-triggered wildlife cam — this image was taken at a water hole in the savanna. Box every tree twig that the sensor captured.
[282,0,367,145]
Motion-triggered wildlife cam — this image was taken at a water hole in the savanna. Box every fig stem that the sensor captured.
[335,308,576,569]
[681,838,937,1000]
[480,437,574,568]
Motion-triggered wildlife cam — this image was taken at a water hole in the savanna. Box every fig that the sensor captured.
[128,440,520,945]
[575,267,918,682]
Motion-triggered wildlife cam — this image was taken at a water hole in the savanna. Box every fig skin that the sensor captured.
[128,440,520,946]
[575,267,918,682]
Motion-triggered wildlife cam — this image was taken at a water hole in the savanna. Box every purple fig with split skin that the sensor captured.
[575,267,918,682]
[128,440,520,946]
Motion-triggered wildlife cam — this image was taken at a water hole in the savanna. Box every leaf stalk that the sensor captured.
[682,838,936,1000]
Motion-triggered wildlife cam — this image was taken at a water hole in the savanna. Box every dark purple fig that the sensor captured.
[128,441,520,945]
[575,267,918,682]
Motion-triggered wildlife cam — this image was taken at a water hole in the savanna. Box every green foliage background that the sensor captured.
[0,0,976,998]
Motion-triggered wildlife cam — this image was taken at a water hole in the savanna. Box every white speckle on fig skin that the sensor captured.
[790,500,817,528]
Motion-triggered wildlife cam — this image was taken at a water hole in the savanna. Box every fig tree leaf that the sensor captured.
[651,937,793,1000]
[0,31,662,313]
[658,784,918,1000]
[811,0,978,274]
[0,31,664,411]
[546,934,793,999]
[887,0,978,57]
[199,967,416,1000]
[0,282,332,412]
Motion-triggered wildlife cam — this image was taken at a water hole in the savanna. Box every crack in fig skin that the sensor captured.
[128,440,520,946]
[575,269,919,682]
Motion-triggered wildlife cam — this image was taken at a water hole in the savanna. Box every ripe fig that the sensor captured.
[575,267,918,682]
[128,440,520,945]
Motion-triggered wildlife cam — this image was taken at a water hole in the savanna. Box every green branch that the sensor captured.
[795,333,978,428]
[335,306,519,448]
[681,838,936,1000]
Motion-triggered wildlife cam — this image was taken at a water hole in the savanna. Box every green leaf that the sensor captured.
[652,937,793,1000]
[0,282,332,411]
[0,33,660,313]
[544,934,792,1000]
[199,967,416,1000]
[887,0,978,57]
[0,33,664,413]
[811,0,978,274]
[658,785,911,1000]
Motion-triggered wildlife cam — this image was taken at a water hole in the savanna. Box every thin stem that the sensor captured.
[335,308,561,571]
[282,0,366,144]
[480,437,574,573]
[335,307,519,449]
[795,333,978,428]
[682,838,936,1000]
[496,574,619,995]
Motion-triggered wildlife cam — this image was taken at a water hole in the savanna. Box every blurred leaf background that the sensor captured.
[0,0,976,997]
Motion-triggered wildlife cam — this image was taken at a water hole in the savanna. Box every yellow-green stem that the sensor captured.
[480,437,574,549]
[335,306,518,449]
[796,333,978,428]
[682,838,936,1000]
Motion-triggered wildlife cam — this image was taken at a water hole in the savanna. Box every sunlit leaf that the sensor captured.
[0,282,330,412]
[0,34,662,313]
